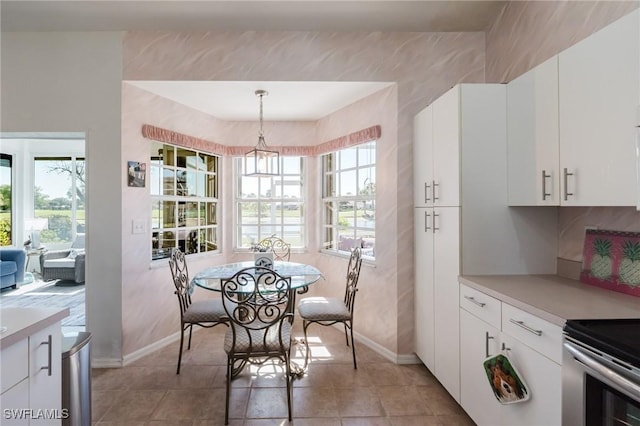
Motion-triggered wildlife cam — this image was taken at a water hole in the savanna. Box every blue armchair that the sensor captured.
[0,248,26,290]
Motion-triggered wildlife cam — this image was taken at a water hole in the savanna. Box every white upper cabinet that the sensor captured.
[558,9,639,206]
[432,86,461,207]
[413,86,460,208]
[413,105,434,207]
[507,56,560,206]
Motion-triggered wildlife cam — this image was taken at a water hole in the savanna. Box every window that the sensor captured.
[322,141,376,259]
[33,156,85,244]
[0,154,12,246]
[149,141,219,260]
[235,157,304,249]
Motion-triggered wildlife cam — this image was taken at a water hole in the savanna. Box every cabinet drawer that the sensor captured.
[1,339,29,394]
[502,303,563,364]
[460,284,501,329]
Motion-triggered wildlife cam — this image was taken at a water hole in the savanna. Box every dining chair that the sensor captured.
[256,234,291,261]
[169,248,228,374]
[297,247,363,369]
[220,266,294,425]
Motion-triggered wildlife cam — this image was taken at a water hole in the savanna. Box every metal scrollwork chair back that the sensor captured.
[256,234,291,261]
[297,247,363,369]
[220,266,294,425]
[169,248,228,374]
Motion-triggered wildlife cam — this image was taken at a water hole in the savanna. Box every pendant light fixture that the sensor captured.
[244,90,280,176]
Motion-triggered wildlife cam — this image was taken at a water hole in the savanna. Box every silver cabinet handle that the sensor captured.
[463,295,486,307]
[485,332,494,358]
[424,182,431,203]
[432,212,439,232]
[432,180,439,201]
[40,334,52,376]
[424,211,431,232]
[563,168,574,201]
[542,170,552,201]
[509,319,542,336]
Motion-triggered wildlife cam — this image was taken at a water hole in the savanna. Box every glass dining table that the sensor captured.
[191,260,323,292]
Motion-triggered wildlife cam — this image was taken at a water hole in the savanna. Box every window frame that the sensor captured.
[233,156,306,251]
[0,154,13,246]
[321,141,376,260]
[33,156,86,246]
[149,142,220,261]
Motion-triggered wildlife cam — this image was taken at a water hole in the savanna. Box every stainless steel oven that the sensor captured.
[563,319,640,426]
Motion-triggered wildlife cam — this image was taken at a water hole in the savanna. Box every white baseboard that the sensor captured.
[92,330,184,368]
[332,324,422,365]
[91,358,123,368]
[93,325,422,368]
[121,330,183,366]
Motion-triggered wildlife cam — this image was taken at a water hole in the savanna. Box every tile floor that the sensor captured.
[91,322,476,425]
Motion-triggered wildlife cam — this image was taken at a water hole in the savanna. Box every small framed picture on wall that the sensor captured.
[127,161,146,187]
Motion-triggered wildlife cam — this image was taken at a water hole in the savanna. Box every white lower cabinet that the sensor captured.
[500,334,562,426]
[460,309,501,426]
[30,323,63,423]
[0,321,63,426]
[459,284,562,426]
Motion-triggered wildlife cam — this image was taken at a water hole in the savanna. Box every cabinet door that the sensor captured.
[460,309,501,426]
[414,106,434,208]
[432,86,460,207]
[414,208,435,370]
[507,56,560,206]
[433,207,461,401]
[559,10,639,206]
[0,379,30,426]
[500,335,562,426]
[30,322,62,423]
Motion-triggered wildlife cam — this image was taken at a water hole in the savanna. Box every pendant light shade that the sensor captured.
[244,90,280,176]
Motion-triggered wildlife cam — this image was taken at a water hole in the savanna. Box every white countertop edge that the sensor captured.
[0,307,69,349]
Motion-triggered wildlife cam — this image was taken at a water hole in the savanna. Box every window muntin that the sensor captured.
[150,141,219,260]
[235,156,304,249]
[322,141,376,259]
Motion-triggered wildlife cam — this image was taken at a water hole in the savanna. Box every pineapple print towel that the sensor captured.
[580,229,640,297]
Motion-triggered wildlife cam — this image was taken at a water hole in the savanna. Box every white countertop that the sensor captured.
[459,275,640,326]
[0,307,69,349]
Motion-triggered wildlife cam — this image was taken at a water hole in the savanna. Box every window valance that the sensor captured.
[141,124,381,157]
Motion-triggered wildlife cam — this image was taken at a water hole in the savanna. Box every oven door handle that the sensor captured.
[564,341,640,398]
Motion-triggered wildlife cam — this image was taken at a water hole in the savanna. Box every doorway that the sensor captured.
[0,133,87,332]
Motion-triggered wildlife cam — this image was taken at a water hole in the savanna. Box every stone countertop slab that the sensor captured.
[0,307,69,349]
[459,275,640,327]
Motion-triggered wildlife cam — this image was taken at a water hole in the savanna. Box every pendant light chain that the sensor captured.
[244,89,279,176]
[256,90,268,148]
[259,91,264,138]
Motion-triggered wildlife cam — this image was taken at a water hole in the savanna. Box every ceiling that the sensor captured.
[2,0,507,121]
[129,81,395,121]
[1,1,506,32]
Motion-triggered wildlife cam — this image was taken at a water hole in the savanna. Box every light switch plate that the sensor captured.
[132,219,146,234]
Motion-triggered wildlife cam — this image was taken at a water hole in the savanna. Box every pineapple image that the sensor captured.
[591,238,613,279]
[619,240,640,286]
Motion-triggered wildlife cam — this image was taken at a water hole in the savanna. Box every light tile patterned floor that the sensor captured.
[91,322,476,425]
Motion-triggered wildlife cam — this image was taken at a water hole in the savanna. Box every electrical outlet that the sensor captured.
[132,219,146,234]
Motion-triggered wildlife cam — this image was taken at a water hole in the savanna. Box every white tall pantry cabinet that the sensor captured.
[413,84,557,403]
